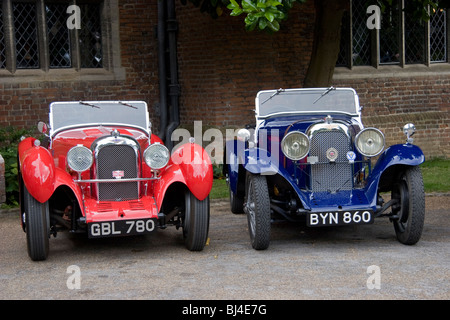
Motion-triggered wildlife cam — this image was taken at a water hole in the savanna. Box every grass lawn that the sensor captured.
[209,159,450,200]
[210,178,229,200]
[420,158,450,193]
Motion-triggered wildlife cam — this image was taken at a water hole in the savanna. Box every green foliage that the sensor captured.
[184,0,305,32]
[0,126,34,207]
[212,164,225,179]
[227,0,306,32]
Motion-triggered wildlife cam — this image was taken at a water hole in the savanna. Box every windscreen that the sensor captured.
[49,101,149,135]
[256,88,358,118]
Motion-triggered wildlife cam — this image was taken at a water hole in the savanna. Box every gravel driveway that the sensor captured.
[0,194,449,301]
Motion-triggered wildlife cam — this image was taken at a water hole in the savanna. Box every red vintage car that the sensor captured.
[18,101,213,261]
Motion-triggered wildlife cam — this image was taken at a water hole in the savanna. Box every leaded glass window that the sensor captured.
[13,2,40,69]
[46,3,71,68]
[0,7,6,69]
[1,0,104,71]
[430,8,447,63]
[405,1,426,64]
[79,3,102,68]
[352,0,371,66]
[379,1,400,64]
[337,1,449,68]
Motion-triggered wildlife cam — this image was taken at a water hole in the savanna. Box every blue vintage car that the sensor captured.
[225,87,425,250]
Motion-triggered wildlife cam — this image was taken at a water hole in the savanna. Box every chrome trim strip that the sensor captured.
[306,122,352,138]
[75,177,159,183]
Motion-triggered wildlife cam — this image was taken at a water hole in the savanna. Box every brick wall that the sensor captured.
[176,1,315,128]
[333,73,450,159]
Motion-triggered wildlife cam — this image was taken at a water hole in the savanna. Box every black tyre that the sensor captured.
[391,166,425,245]
[183,191,210,251]
[245,173,271,250]
[23,187,50,261]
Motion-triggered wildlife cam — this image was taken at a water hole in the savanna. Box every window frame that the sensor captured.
[0,0,124,82]
[338,0,450,70]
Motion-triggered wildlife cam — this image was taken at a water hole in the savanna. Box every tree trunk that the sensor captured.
[303,0,349,88]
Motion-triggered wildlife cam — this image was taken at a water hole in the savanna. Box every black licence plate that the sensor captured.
[88,218,157,238]
[307,210,374,227]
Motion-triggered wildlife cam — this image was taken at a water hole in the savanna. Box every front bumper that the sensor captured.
[83,195,159,224]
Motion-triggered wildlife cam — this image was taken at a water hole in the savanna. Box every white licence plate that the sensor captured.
[307,210,374,227]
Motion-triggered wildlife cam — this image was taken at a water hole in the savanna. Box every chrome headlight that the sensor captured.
[281,131,310,161]
[67,145,93,172]
[144,143,170,169]
[355,128,385,157]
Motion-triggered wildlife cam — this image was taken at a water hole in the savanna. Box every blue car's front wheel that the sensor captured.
[245,173,270,250]
[391,166,425,245]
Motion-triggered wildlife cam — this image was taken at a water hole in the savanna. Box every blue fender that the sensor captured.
[243,147,280,175]
[365,143,425,207]
[225,139,311,209]
[225,140,279,193]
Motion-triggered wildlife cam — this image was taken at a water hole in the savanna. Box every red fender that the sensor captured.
[150,134,164,144]
[18,137,55,203]
[54,167,84,215]
[153,163,187,210]
[154,143,213,209]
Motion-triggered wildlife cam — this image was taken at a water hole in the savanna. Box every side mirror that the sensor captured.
[37,121,49,135]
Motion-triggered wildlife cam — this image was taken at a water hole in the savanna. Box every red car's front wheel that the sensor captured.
[23,186,50,261]
[182,191,210,251]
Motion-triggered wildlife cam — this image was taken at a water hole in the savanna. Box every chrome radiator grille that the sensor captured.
[309,130,352,192]
[96,144,139,201]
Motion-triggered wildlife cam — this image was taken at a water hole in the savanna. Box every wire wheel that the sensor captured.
[391,166,425,245]
[245,173,271,250]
